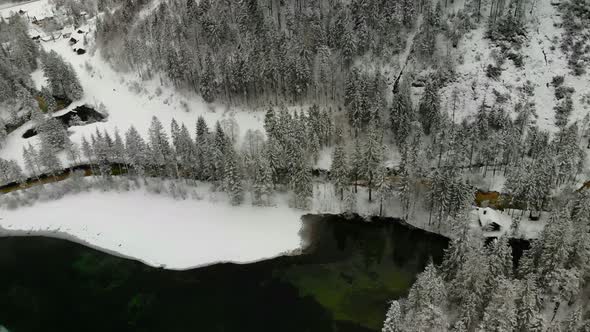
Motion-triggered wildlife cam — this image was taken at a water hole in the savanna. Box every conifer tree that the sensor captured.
[92,129,111,177]
[81,135,94,165]
[390,79,414,146]
[38,117,69,150]
[516,275,545,332]
[0,119,7,148]
[331,143,349,200]
[364,120,385,202]
[211,121,229,183]
[148,116,174,177]
[176,124,197,179]
[418,79,441,135]
[125,126,148,176]
[111,128,126,174]
[478,277,517,331]
[253,156,274,206]
[195,116,211,180]
[403,263,448,331]
[22,143,41,180]
[350,138,364,193]
[223,144,243,205]
[38,139,63,175]
[41,50,83,101]
[291,156,313,210]
[382,301,403,332]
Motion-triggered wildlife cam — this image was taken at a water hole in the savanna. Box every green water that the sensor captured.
[0,214,448,332]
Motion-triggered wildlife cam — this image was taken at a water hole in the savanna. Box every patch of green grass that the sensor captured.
[284,258,413,330]
[72,253,134,292]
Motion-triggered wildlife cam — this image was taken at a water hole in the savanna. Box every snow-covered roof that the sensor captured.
[477,207,512,231]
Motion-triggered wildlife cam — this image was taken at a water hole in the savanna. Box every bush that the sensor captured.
[521,80,535,97]
[486,64,503,80]
[552,75,565,87]
[487,15,527,48]
[506,52,524,67]
[492,89,509,104]
[555,85,575,100]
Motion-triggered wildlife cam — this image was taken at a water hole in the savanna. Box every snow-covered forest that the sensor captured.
[1,0,590,329]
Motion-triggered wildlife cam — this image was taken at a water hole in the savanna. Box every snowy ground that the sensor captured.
[0,187,304,270]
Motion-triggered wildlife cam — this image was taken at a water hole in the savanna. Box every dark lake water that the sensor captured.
[0,214,449,332]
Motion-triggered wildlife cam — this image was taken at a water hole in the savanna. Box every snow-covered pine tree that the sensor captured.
[38,138,63,175]
[211,121,229,184]
[200,54,216,103]
[0,119,7,149]
[418,79,441,135]
[241,129,265,181]
[125,126,148,176]
[0,158,24,185]
[81,136,93,165]
[403,263,448,331]
[195,115,211,181]
[170,118,181,149]
[176,124,197,179]
[39,87,57,113]
[22,143,41,180]
[253,155,274,206]
[485,236,514,295]
[566,305,583,332]
[397,167,412,220]
[390,78,414,147]
[364,120,385,202]
[441,215,472,281]
[382,300,403,332]
[112,128,126,174]
[92,129,111,177]
[536,211,575,292]
[264,108,278,139]
[350,138,364,193]
[265,136,283,187]
[41,50,83,101]
[65,140,81,166]
[478,276,517,332]
[516,275,545,332]
[148,116,174,177]
[448,240,488,329]
[291,151,313,210]
[331,143,349,200]
[38,117,69,150]
[223,144,243,205]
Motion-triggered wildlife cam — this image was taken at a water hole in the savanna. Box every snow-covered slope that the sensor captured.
[0,10,269,167]
[440,0,590,132]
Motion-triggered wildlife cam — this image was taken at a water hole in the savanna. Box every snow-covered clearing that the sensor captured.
[0,187,304,270]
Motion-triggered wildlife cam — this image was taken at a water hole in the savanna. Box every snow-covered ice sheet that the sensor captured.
[0,190,304,270]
